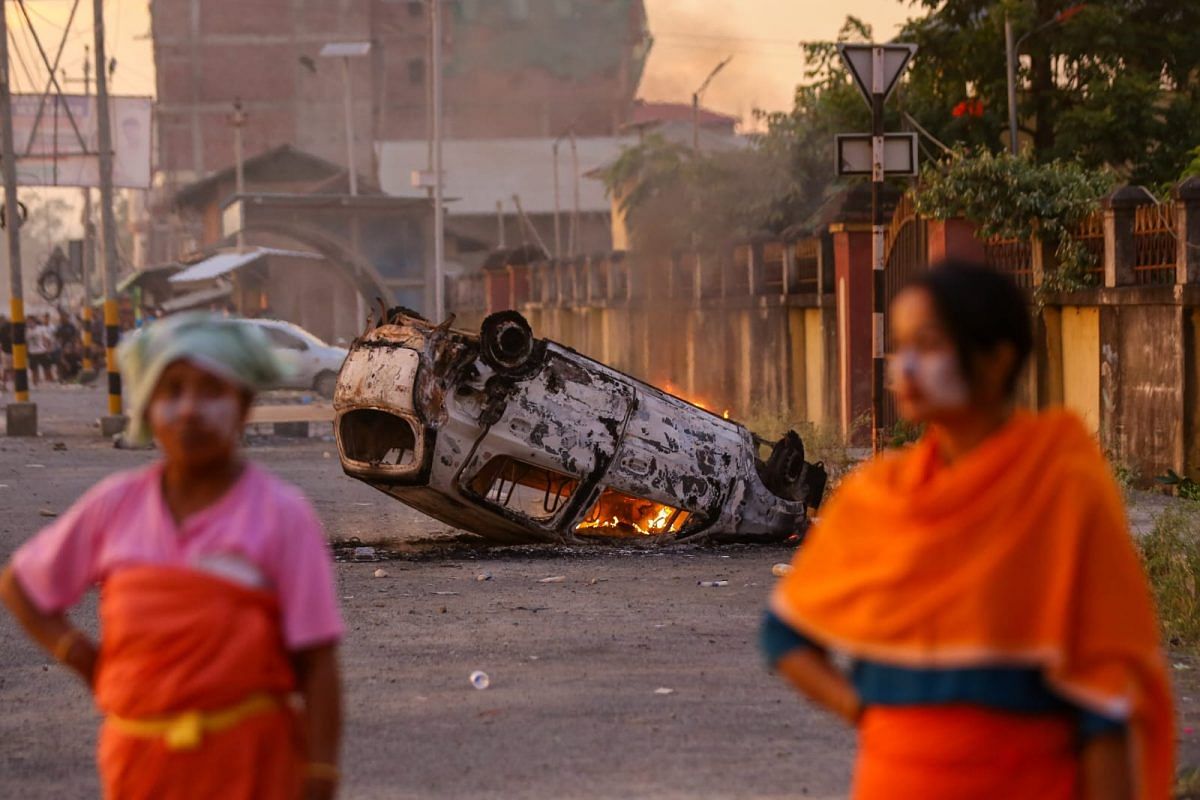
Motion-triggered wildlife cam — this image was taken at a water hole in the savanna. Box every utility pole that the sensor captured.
[230,98,247,250]
[431,0,445,322]
[93,0,124,431]
[81,49,95,374]
[568,129,580,257]
[551,139,561,258]
[1,0,36,435]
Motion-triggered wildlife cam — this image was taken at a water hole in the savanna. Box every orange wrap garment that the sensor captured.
[95,566,301,800]
[770,409,1173,799]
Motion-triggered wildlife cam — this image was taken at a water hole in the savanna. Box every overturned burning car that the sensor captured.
[333,309,826,545]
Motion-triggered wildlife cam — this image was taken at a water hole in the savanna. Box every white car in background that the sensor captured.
[243,319,348,398]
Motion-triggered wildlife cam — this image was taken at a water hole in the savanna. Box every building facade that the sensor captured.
[151,0,650,189]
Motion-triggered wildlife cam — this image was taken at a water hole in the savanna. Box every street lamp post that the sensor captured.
[1004,5,1086,156]
[319,42,372,197]
[319,42,371,325]
[692,56,733,153]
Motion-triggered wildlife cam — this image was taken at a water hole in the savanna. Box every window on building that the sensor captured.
[408,58,425,85]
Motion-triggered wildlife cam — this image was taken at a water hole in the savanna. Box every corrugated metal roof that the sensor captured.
[159,284,233,313]
[168,247,322,284]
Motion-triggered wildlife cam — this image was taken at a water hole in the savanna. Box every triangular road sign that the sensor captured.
[838,43,916,107]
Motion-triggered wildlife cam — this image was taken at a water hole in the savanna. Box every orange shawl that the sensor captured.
[95,565,300,799]
[770,409,1173,799]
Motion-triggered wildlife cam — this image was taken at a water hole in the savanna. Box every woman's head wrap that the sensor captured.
[118,312,290,445]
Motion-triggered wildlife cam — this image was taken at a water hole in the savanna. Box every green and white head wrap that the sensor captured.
[117,312,290,445]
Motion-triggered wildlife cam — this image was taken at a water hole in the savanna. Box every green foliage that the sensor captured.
[601,133,790,253]
[1136,506,1200,651]
[914,147,1114,285]
[1184,147,1200,182]
[600,17,879,253]
[901,0,1200,186]
[1158,470,1200,503]
[1108,456,1140,498]
[608,3,1200,255]
[885,420,924,450]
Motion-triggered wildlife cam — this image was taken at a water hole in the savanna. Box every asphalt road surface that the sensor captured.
[0,386,1196,799]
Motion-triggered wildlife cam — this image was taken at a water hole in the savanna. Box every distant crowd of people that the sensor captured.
[0,309,102,392]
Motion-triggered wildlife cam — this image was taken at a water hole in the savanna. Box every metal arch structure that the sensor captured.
[235,218,397,306]
[221,192,439,312]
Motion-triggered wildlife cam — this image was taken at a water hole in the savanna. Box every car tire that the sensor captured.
[314,370,338,399]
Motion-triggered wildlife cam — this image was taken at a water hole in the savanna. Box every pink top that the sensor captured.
[12,462,344,650]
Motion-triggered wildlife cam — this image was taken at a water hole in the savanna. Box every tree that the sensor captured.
[901,0,1200,186]
[604,17,882,252]
[602,133,789,254]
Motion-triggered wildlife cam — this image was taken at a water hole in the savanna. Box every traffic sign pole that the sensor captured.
[871,47,886,454]
[837,42,916,454]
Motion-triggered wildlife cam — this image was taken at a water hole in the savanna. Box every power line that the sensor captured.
[650,39,802,60]
[653,31,802,48]
[8,28,39,92]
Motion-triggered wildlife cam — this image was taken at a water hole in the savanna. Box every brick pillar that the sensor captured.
[1175,176,1200,285]
[484,267,508,313]
[1103,185,1153,288]
[510,264,531,307]
[926,218,985,263]
[829,222,873,443]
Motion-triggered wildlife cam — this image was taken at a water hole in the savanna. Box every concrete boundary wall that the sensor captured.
[447,178,1200,482]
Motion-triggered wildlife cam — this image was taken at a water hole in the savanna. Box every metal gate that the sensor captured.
[881,193,927,432]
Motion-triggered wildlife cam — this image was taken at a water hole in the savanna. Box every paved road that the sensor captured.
[0,386,1196,798]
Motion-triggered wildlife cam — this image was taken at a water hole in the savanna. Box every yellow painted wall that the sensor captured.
[787,309,807,421]
[1061,306,1100,434]
[804,308,825,426]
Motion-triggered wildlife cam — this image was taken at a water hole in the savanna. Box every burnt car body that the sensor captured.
[333,310,824,545]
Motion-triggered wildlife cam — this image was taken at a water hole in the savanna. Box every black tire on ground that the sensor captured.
[314,371,338,399]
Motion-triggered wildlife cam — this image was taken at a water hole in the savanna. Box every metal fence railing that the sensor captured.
[1133,202,1177,286]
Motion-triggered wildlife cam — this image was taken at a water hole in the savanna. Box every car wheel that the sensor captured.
[314,370,338,399]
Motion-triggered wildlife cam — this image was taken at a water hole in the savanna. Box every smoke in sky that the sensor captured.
[640,0,912,128]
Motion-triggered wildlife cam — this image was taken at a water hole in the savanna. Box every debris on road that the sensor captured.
[333,310,827,546]
[771,563,792,577]
[38,509,57,518]
[352,546,377,561]
[469,671,490,690]
[476,573,493,582]
[698,580,729,587]
[654,687,675,695]
[373,568,389,578]
[538,575,566,584]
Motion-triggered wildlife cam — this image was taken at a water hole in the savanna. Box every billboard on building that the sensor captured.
[11,94,152,189]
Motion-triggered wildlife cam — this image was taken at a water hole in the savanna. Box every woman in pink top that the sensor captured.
[0,313,344,800]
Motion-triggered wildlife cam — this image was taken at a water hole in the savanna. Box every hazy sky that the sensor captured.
[640,0,913,124]
[5,0,914,123]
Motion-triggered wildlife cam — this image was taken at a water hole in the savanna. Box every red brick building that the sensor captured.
[151,0,650,188]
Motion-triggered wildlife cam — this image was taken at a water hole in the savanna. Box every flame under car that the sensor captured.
[333,310,823,545]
